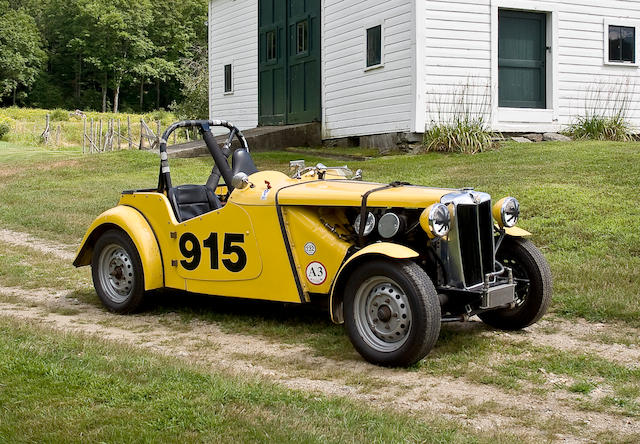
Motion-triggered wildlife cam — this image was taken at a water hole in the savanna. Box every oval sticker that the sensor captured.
[305,262,327,285]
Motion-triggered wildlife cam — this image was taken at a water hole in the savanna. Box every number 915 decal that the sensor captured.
[179,232,247,272]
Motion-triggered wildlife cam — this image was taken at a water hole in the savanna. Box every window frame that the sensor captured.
[295,20,309,56]
[364,22,384,71]
[266,30,277,62]
[603,19,639,67]
[223,63,233,95]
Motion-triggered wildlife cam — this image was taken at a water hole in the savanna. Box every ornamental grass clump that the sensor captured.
[423,80,498,154]
[566,79,634,142]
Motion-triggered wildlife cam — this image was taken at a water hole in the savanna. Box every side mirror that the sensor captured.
[231,172,250,190]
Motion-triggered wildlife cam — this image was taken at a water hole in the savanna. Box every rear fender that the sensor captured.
[73,206,164,291]
[329,243,419,324]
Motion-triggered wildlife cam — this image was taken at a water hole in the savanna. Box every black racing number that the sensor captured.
[179,233,201,271]
[203,233,219,270]
[179,232,246,273]
[222,233,247,273]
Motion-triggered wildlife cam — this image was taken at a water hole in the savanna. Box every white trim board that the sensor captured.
[490,0,559,129]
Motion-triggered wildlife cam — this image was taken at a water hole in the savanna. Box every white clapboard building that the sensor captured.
[209,0,640,140]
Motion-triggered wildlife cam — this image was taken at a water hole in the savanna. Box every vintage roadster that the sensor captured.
[74,120,552,367]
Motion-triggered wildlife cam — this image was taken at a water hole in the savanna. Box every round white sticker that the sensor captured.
[304,242,317,256]
[305,262,327,285]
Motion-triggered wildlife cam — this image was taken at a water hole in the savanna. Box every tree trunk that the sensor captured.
[139,80,144,111]
[12,87,16,106]
[113,82,120,114]
[102,73,108,113]
[156,79,160,109]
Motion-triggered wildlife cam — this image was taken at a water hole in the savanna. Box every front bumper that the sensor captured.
[437,266,516,315]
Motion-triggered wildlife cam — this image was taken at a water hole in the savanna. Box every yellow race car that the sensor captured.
[74,120,552,367]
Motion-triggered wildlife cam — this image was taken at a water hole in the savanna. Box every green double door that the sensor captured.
[259,0,321,125]
[498,10,547,109]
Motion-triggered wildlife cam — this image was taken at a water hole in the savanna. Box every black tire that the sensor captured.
[479,237,552,330]
[343,259,441,367]
[91,229,146,314]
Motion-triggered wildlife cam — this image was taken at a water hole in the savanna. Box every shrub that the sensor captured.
[50,108,70,121]
[565,79,634,142]
[0,116,13,140]
[423,80,499,154]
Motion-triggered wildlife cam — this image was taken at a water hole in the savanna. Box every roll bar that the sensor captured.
[157,120,249,193]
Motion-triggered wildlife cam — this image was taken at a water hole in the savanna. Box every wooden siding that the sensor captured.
[209,0,259,132]
[322,0,415,138]
[422,0,640,133]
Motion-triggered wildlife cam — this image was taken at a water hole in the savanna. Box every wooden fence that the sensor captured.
[35,113,200,153]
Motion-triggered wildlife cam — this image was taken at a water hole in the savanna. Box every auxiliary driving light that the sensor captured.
[354,212,376,236]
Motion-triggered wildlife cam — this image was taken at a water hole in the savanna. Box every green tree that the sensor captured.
[79,0,154,112]
[0,1,46,104]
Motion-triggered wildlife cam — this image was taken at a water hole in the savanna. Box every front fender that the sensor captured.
[73,205,164,291]
[504,226,532,237]
[329,243,419,324]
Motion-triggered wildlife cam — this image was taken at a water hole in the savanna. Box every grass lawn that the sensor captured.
[0,139,638,325]
[0,317,512,444]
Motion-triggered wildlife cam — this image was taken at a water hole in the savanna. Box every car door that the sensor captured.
[174,202,263,282]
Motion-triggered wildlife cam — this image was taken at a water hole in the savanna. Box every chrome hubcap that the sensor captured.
[98,244,134,304]
[353,277,412,353]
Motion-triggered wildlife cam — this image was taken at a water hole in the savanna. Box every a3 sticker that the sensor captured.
[305,262,327,285]
[304,242,316,256]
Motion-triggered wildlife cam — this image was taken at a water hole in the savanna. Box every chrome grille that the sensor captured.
[457,204,482,286]
[439,191,495,289]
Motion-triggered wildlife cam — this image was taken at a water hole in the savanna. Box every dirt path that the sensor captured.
[2,230,640,443]
[1,284,639,443]
[0,228,75,261]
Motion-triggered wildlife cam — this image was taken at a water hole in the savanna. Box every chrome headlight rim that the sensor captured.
[428,203,451,238]
[501,197,520,228]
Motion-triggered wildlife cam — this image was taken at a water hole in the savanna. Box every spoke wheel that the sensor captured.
[91,229,146,314]
[479,237,552,330]
[344,260,440,367]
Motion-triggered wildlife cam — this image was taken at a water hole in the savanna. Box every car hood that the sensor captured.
[277,179,456,208]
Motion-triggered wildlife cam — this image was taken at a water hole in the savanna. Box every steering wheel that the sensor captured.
[157,120,249,195]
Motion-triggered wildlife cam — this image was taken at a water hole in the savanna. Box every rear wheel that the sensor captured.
[479,237,552,330]
[344,260,441,367]
[91,229,145,314]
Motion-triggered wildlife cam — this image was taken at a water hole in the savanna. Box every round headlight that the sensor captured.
[495,197,520,228]
[420,204,451,238]
[378,212,402,238]
[354,212,376,236]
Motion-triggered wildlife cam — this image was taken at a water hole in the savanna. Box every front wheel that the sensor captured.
[344,260,441,367]
[479,237,552,330]
[91,229,146,314]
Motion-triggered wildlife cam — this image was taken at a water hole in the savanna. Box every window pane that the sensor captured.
[609,25,622,62]
[224,64,232,92]
[622,26,635,62]
[297,21,308,54]
[366,25,381,67]
[266,31,276,61]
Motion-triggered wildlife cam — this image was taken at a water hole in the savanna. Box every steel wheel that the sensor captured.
[91,229,146,314]
[353,277,412,353]
[344,259,441,367]
[97,244,136,304]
